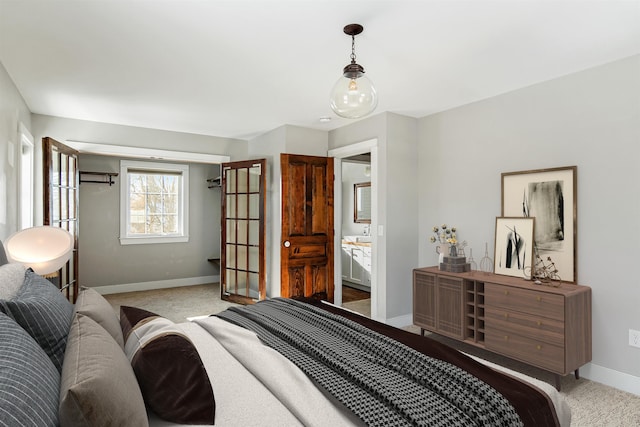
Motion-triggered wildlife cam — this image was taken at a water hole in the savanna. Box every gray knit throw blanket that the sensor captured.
[216,298,523,427]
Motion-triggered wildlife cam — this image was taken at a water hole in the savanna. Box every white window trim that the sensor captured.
[119,160,189,245]
[18,123,34,230]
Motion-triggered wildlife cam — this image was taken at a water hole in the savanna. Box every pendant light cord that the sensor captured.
[350,35,357,64]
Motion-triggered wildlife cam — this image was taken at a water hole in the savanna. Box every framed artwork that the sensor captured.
[494,217,535,279]
[501,166,577,283]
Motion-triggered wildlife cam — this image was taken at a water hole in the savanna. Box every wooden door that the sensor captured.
[221,159,266,304]
[280,154,334,302]
[42,137,80,302]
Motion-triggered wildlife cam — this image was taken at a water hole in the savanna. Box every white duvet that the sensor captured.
[148,317,570,427]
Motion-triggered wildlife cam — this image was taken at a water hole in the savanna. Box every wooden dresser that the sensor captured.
[413,266,592,389]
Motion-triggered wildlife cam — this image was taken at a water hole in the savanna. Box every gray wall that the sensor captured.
[0,61,32,240]
[78,154,221,288]
[417,55,640,387]
[30,114,248,226]
[27,115,247,290]
[329,113,420,323]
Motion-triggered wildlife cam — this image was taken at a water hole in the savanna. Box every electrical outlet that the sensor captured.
[629,329,640,348]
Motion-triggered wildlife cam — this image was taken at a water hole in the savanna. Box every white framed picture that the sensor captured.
[494,217,535,279]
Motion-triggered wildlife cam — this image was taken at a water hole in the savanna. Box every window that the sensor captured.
[120,160,189,245]
[18,123,34,229]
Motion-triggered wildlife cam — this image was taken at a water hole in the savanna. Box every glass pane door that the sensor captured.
[221,159,266,304]
[43,137,79,302]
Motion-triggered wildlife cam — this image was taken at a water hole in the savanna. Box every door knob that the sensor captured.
[283,241,291,248]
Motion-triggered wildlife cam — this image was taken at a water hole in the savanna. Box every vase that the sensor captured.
[436,244,449,267]
[449,245,458,257]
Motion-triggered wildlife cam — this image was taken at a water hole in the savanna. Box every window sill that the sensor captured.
[119,236,189,245]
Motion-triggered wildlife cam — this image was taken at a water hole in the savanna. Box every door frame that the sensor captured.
[328,139,379,319]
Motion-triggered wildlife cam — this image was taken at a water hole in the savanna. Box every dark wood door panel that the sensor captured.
[281,153,334,302]
[310,164,330,234]
[287,241,327,259]
[310,264,329,296]
[284,263,330,299]
[285,265,306,298]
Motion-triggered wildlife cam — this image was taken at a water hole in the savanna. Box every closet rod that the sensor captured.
[79,171,118,186]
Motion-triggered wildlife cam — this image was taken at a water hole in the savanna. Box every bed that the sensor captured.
[0,245,570,427]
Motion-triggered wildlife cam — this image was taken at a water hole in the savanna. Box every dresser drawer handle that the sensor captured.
[504,335,509,341]
[536,345,542,350]
[537,321,542,326]
[504,313,509,319]
[536,296,542,302]
[504,290,509,296]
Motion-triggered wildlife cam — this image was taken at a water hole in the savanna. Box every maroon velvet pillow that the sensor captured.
[120,305,160,342]
[120,306,215,424]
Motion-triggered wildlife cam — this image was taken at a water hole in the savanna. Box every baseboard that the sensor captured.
[385,313,413,329]
[580,362,640,396]
[91,275,220,295]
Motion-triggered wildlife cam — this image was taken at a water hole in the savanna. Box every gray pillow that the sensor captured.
[59,313,149,427]
[0,243,8,266]
[0,263,27,299]
[0,269,73,372]
[74,286,124,348]
[0,312,60,427]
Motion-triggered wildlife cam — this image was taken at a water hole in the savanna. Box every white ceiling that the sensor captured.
[1,1,639,140]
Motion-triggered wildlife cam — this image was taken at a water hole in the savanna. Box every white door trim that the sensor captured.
[329,139,379,320]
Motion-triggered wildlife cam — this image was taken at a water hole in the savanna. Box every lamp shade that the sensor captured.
[329,73,378,119]
[4,226,74,275]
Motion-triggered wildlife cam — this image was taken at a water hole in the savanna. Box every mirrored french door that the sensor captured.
[221,159,266,304]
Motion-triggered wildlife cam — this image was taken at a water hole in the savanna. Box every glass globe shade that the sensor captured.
[330,74,378,119]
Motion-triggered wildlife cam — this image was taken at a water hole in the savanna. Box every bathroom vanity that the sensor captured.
[341,236,371,291]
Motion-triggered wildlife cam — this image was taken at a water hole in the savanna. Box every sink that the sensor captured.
[343,235,371,243]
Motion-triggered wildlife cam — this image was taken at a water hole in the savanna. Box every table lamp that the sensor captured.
[4,226,74,276]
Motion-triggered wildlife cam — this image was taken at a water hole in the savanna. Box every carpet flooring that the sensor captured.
[104,284,640,426]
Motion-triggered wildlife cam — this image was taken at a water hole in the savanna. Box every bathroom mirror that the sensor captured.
[354,182,371,224]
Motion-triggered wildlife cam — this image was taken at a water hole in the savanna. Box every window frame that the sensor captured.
[119,160,189,245]
[18,122,34,230]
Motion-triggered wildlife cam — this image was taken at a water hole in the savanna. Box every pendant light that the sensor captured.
[329,24,378,119]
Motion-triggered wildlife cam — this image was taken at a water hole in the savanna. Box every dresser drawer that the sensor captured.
[486,283,564,321]
[486,328,565,373]
[485,307,564,347]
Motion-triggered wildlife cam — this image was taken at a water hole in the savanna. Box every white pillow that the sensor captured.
[0,263,27,299]
[123,315,175,360]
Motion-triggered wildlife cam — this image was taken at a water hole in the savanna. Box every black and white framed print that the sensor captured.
[494,217,535,279]
[501,166,577,283]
